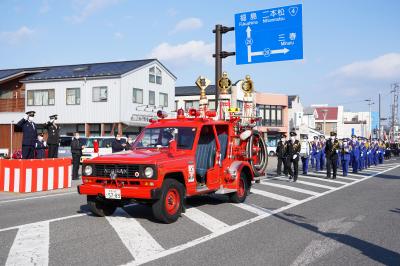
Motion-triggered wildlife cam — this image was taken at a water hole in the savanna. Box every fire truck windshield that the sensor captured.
[133,127,197,150]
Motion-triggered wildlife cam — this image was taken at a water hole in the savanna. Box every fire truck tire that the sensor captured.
[246,132,268,177]
[87,196,117,217]
[152,179,185,224]
[229,172,249,203]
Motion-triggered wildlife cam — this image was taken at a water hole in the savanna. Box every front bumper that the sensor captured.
[77,183,161,200]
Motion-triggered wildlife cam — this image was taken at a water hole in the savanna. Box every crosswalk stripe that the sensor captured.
[106,208,164,262]
[183,207,229,233]
[298,175,348,185]
[232,203,271,216]
[346,173,370,178]
[334,176,360,181]
[5,222,49,266]
[251,188,298,204]
[260,180,320,196]
[272,176,335,190]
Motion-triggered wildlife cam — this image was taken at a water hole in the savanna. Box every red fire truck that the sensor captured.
[78,74,268,223]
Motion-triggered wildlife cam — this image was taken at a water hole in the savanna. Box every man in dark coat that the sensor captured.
[44,114,60,158]
[16,111,38,159]
[276,134,287,176]
[112,134,126,153]
[285,132,301,182]
[71,132,85,180]
[325,131,340,179]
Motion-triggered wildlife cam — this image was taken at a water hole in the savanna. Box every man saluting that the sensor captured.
[45,114,60,158]
[16,111,38,159]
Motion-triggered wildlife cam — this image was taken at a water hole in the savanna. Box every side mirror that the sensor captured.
[169,139,177,153]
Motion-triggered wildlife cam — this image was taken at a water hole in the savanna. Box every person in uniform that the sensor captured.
[112,134,126,153]
[312,136,322,171]
[378,140,384,164]
[71,132,85,180]
[35,133,47,159]
[276,134,287,176]
[325,131,339,179]
[44,114,60,158]
[320,135,326,171]
[285,132,301,182]
[16,111,38,159]
[358,137,365,171]
[340,138,351,176]
[350,135,360,173]
[300,135,312,175]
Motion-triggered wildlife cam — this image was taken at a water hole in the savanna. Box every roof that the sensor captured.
[314,107,338,120]
[0,59,176,82]
[175,85,216,96]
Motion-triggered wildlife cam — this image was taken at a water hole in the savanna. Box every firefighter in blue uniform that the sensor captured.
[378,140,384,164]
[16,111,38,159]
[35,133,47,159]
[366,139,372,168]
[310,136,318,170]
[340,138,352,176]
[372,139,379,166]
[320,135,326,171]
[350,135,360,173]
[313,136,322,171]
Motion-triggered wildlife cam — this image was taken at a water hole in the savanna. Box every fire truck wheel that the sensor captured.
[152,179,184,223]
[87,196,117,217]
[229,172,249,203]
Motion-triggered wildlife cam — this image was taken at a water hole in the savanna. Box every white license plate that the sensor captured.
[105,189,121,199]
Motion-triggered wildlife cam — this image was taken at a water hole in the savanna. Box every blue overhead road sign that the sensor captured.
[234,4,303,65]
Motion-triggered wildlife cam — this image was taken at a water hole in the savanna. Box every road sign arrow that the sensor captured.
[246,26,251,39]
[271,48,290,55]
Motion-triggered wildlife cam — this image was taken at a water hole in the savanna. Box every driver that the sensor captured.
[161,129,174,146]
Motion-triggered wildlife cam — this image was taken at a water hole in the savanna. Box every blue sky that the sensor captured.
[0,0,399,119]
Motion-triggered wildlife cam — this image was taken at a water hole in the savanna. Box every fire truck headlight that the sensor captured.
[84,165,93,176]
[144,167,154,178]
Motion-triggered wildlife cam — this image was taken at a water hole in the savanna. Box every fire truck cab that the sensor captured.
[78,74,268,223]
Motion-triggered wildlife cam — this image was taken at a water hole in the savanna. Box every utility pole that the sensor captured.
[213,25,235,112]
[378,93,381,139]
[365,98,374,137]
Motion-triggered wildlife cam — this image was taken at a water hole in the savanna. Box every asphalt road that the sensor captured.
[0,158,399,266]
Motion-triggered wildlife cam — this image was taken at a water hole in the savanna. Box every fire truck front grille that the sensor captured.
[92,164,140,178]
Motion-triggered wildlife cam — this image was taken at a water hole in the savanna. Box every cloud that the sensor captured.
[170,17,203,34]
[67,0,119,23]
[149,40,213,66]
[114,32,123,39]
[166,8,178,17]
[0,26,35,44]
[330,53,400,80]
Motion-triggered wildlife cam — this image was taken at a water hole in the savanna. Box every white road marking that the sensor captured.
[334,176,359,181]
[5,222,49,266]
[183,207,229,233]
[106,208,165,262]
[126,164,400,266]
[25,168,32,193]
[251,188,298,204]
[0,192,77,205]
[260,180,320,196]
[231,203,271,216]
[298,175,348,185]
[272,176,336,190]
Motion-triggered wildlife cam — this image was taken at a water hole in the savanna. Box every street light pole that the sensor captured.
[10,120,14,159]
[365,98,374,137]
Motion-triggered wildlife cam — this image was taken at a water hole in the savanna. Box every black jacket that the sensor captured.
[112,139,125,153]
[285,139,301,159]
[71,138,83,156]
[325,138,339,158]
[16,118,38,146]
[44,122,60,145]
[276,140,286,158]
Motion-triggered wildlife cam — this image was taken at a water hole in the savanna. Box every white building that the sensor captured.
[0,59,176,151]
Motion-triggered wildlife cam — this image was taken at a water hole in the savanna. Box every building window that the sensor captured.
[175,100,179,111]
[92,86,108,102]
[149,90,155,105]
[132,88,143,104]
[66,88,80,105]
[149,66,162,85]
[159,92,168,107]
[185,100,199,110]
[256,104,283,127]
[27,89,55,106]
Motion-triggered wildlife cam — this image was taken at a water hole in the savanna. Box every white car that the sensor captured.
[80,137,128,162]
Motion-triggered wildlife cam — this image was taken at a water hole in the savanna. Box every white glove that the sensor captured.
[293,154,297,160]
[43,141,47,147]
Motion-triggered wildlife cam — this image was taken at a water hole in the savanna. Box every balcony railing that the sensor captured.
[0,98,25,112]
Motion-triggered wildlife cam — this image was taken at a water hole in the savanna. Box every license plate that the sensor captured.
[105,189,121,199]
